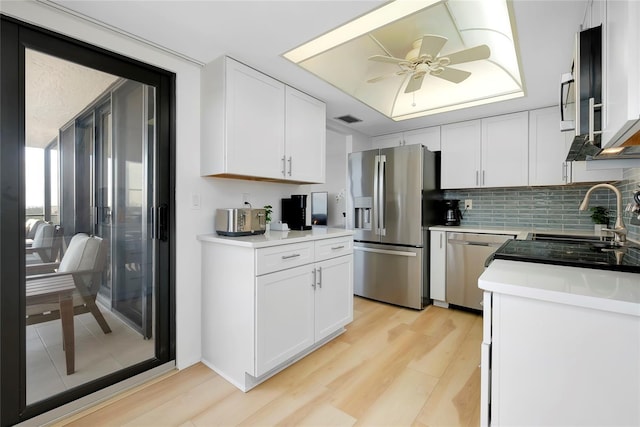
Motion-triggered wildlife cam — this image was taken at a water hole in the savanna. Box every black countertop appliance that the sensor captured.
[282,194,312,231]
[443,199,463,226]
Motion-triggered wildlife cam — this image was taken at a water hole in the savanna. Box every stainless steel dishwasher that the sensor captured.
[446,232,514,310]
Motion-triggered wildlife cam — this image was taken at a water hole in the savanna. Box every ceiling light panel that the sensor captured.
[283,0,524,121]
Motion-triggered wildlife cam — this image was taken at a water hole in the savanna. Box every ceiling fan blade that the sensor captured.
[366,74,393,83]
[366,69,409,83]
[445,44,491,65]
[404,73,426,93]
[368,54,408,65]
[432,67,472,84]
[418,34,448,59]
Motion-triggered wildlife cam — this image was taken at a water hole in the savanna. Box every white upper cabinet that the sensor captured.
[370,127,441,152]
[529,106,623,185]
[403,127,441,151]
[529,107,568,186]
[441,112,528,189]
[285,86,326,183]
[370,133,403,149]
[441,120,482,189]
[481,112,529,188]
[201,56,326,183]
[601,0,640,148]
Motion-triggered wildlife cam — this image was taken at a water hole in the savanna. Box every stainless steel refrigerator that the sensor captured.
[348,144,440,309]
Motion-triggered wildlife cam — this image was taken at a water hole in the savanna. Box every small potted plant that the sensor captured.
[263,205,272,230]
[589,206,610,235]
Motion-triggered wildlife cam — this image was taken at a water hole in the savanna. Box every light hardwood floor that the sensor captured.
[56,297,482,426]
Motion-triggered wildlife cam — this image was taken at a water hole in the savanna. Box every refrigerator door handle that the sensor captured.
[379,154,386,236]
[373,154,380,235]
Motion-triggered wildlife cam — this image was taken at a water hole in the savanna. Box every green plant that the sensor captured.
[589,206,610,225]
[263,205,272,223]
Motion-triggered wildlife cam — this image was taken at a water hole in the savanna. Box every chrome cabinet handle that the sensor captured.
[281,253,300,260]
[281,156,286,176]
[475,170,479,186]
[317,266,322,288]
[331,245,345,250]
[287,156,292,176]
[588,97,603,143]
[482,170,486,186]
[440,233,443,249]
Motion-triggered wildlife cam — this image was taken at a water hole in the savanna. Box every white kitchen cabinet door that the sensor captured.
[481,111,529,188]
[314,255,353,342]
[489,292,639,426]
[403,127,441,151]
[255,264,315,377]
[441,120,482,189]
[285,86,326,183]
[601,0,640,148]
[529,106,569,186]
[201,57,285,178]
[429,231,446,302]
[371,133,403,149]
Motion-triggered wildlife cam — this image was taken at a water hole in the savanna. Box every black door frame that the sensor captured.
[0,15,176,426]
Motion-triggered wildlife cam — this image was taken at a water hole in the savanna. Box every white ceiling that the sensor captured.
[48,0,587,137]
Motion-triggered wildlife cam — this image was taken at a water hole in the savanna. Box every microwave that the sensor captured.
[560,25,602,137]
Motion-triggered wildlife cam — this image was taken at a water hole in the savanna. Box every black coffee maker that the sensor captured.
[443,199,463,226]
[282,195,312,230]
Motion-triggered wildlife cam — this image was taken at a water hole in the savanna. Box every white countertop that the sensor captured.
[197,227,354,248]
[428,225,640,243]
[429,225,529,239]
[479,259,640,317]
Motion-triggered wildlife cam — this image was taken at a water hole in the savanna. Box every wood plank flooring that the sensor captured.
[56,297,482,426]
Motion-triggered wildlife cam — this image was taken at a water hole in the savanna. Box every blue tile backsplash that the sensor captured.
[443,167,640,241]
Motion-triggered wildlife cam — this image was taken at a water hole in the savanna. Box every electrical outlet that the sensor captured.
[465,199,473,210]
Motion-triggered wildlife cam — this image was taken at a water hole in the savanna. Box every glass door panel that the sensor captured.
[24,49,156,404]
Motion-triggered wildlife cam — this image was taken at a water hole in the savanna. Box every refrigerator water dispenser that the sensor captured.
[354,196,373,230]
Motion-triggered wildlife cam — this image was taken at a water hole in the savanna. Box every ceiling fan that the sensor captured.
[367,35,491,93]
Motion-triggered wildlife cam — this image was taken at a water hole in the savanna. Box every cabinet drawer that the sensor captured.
[314,237,353,262]
[256,242,314,275]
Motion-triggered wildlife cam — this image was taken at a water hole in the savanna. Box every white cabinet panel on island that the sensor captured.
[198,229,354,391]
[479,260,640,426]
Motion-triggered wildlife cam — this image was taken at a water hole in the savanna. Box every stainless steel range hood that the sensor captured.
[565,134,601,161]
[567,126,640,161]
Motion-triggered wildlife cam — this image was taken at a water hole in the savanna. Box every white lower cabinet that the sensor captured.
[256,264,315,376]
[200,232,353,391]
[483,291,639,426]
[256,253,353,377]
[429,231,446,304]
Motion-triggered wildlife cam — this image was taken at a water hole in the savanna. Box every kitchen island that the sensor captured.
[478,259,640,426]
[197,228,354,391]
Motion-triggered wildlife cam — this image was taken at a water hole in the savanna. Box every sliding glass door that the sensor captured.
[1,16,174,426]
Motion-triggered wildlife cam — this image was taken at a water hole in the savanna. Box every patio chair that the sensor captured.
[26,233,112,334]
[25,224,63,264]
